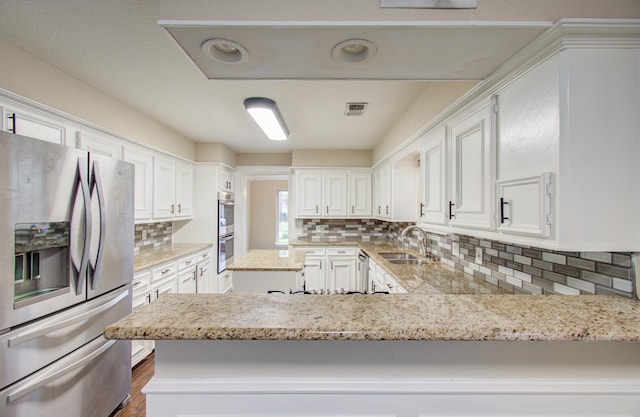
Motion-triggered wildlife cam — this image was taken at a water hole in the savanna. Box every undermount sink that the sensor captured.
[378,252,418,261]
[387,259,428,265]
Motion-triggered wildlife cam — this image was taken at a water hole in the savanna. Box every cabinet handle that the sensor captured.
[161,268,171,275]
[146,294,151,303]
[319,261,322,270]
[378,206,381,214]
[330,261,333,270]
[351,205,354,214]
[326,205,329,214]
[500,198,510,224]
[449,201,455,220]
[316,205,319,214]
[178,203,182,213]
[8,113,16,133]
[193,270,197,280]
[419,202,425,217]
[385,205,389,215]
[170,204,175,214]
[371,280,376,292]
[154,289,159,298]
[185,260,192,265]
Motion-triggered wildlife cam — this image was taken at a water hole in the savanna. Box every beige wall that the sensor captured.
[292,149,372,167]
[237,153,292,166]
[0,41,196,160]
[249,180,288,250]
[194,142,237,165]
[373,81,478,164]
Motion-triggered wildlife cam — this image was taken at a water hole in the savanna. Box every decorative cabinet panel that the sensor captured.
[497,173,552,237]
[327,257,357,292]
[175,161,194,218]
[419,127,447,225]
[76,130,122,159]
[2,105,71,145]
[294,170,368,218]
[123,145,154,222]
[448,100,495,230]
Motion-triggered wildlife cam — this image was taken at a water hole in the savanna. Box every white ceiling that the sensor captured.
[0,0,555,153]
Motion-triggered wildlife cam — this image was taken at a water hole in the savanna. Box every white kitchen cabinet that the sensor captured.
[448,99,495,230]
[1,104,72,145]
[497,173,552,238]
[322,171,348,217]
[218,271,233,294]
[301,247,326,292]
[348,171,372,217]
[295,171,323,217]
[218,167,234,192]
[131,270,153,367]
[302,247,358,292]
[419,127,448,226]
[367,258,386,293]
[383,272,407,294]
[153,154,193,220]
[327,256,357,292]
[177,255,197,294]
[122,145,154,222]
[195,249,214,293]
[374,155,418,222]
[76,130,122,159]
[373,162,391,219]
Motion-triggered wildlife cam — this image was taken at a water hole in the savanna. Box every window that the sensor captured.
[276,190,288,246]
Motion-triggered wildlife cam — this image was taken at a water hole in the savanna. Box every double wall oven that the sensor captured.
[217,191,234,274]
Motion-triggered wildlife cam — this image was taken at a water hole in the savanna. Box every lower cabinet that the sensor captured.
[218,271,233,294]
[195,249,214,293]
[302,247,359,292]
[368,258,406,294]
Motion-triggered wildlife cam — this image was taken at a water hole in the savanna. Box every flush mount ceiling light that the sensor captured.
[201,38,249,64]
[331,39,377,64]
[244,98,289,141]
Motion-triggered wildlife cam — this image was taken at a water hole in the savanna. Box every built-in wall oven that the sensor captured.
[218,191,234,273]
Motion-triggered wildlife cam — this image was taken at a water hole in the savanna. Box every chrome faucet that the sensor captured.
[401,225,429,257]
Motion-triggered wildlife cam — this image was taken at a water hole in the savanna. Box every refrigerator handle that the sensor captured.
[6,339,116,404]
[71,158,92,295]
[89,160,107,290]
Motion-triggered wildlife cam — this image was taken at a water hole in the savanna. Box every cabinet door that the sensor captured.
[327,257,356,292]
[3,106,69,145]
[219,168,233,191]
[420,128,447,225]
[123,146,153,222]
[449,102,495,230]
[153,155,176,219]
[374,163,391,219]
[178,267,197,294]
[323,172,348,217]
[175,161,194,218]
[152,275,178,301]
[295,171,322,217]
[497,173,552,237]
[76,131,122,159]
[303,257,325,291]
[348,172,372,217]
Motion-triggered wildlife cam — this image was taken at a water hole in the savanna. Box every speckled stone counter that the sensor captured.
[134,243,213,271]
[105,292,640,342]
[227,249,306,271]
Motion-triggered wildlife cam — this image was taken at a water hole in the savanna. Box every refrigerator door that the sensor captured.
[0,132,88,331]
[0,336,131,417]
[86,153,134,299]
[0,286,131,389]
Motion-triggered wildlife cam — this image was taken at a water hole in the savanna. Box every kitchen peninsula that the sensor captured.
[106,290,640,417]
[227,249,306,293]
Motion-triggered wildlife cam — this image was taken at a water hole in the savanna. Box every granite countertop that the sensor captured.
[227,249,306,272]
[290,239,507,295]
[134,243,213,271]
[104,292,640,342]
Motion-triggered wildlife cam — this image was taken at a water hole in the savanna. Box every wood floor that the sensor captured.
[112,353,155,417]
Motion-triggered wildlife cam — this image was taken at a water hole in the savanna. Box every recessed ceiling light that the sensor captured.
[331,39,377,64]
[201,38,249,64]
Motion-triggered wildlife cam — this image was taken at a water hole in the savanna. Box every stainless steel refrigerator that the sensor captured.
[0,131,134,417]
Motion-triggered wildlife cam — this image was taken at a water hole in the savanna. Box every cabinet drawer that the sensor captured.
[303,247,326,256]
[196,249,211,262]
[177,255,196,270]
[151,261,178,280]
[326,247,357,256]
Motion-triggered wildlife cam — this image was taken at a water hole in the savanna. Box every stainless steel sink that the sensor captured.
[387,259,428,265]
[378,252,418,261]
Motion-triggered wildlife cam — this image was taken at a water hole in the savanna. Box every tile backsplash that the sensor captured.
[134,222,172,253]
[297,219,637,299]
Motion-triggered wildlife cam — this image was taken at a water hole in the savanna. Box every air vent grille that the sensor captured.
[344,102,368,116]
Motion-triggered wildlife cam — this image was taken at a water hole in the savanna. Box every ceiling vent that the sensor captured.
[344,102,368,116]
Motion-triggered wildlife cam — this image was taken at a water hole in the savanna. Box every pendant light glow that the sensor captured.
[244,98,289,141]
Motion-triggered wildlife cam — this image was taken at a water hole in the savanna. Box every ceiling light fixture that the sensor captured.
[331,39,377,64]
[201,38,249,64]
[244,98,289,141]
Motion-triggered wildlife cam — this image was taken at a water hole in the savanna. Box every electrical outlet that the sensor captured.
[141,229,148,240]
[452,242,460,257]
[475,247,483,264]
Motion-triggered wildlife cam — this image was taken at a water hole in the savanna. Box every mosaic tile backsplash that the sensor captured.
[299,219,636,299]
[134,222,172,253]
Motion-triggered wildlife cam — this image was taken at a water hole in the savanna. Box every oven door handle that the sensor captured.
[219,235,234,242]
[7,290,129,347]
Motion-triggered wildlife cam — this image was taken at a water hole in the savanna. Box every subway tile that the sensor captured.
[506,276,523,288]
[532,259,554,272]
[596,263,632,280]
[580,271,612,287]
[480,240,492,248]
[566,277,595,294]
[523,282,543,295]
[493,271,507,281]
[485,248,498,257]
[612,278,633,293]
[492,257,507,266]
[514,287,530,295]
[532,277,555,293]
[522,265,543,278]
[473,270,486,280]
[480,266,492,275]
[485,275,499,286]
[542,270,566,284]
[505,261,523,271]
[485,261,499,272]
[506,245,523,255]
[522,248,543,260]
[464,266,474,275]
[553,264,581,278]
[498,251,514,261]
[553,282,581,295]
[498,265,514,277]
[492,242,507,251]
[542,252,567,265]
[513,254,532,266]
[612,253,632,268]
[498,280,516,292]
[595,285,633,298]
[580,252,612,263]
[514,270,532,283]
[567,257,596,272]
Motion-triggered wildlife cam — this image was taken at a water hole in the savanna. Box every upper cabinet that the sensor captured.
[1,105,72,145]
[218,167,234,192]
[373,155,418,222]
[447,100,495,231]
[418,127,447,225]
[294,169,371,218]
[123,145,154,222]
[76,130,122,159]
[152,154,193,221]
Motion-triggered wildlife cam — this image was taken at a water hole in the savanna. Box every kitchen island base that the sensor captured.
[144,340,640,416]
